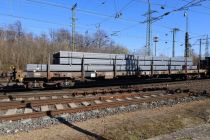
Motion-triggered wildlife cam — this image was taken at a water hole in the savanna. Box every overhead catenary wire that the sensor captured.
[114,0,119,14]
[0,4,202,45]
[0,12,91,29]
[22,0,149,37]
[141,0,208,23]
[0,12,69,27]
[2,0,209,49]
[23,0,209,35]
[111,0,207,36]
[89,0,136,29]
[1,0,208,58]
[23,0,140,24]
[120,0,135,12]
[181,0,210,9]
[24,0,210,19]
[137,0,210,16]
[0,10,189,41]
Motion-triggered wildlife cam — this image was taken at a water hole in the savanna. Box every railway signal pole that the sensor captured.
[71,3,77,52]
[47,53,51,81]
[153,36,159,56]
[172,28,179,57]
[198,39,202,73]
[184,11,189,78]
[199,39,202,61]
[205,35,209,57]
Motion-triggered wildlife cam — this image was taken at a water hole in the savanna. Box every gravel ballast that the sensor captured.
[0,95,207,135]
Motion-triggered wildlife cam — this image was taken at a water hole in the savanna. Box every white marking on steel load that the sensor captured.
[68,103,77,108]
[41,105,49,112]
[40,97,47,100]
[105,99,113,102]
[24,108,33,114]
[94,100,102,104]
[82,101,90,106]
[126,97,133,100]
[116,98,124,101]
[52,96,58,99]
[63,95,69,98]
[55,104,64,110]
[134,96,141,99]
[5,109,17,116]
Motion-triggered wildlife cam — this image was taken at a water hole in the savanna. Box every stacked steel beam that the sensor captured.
[25,51,197,72]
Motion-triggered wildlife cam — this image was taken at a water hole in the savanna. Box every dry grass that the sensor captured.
[102,117,185,140]
[100,107,207,140]
[176,137,193,140]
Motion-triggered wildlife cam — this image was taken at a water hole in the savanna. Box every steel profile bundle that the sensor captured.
[27,51,197,73]
[25,64,47,72]
[26,64,81,72]
[53,51,194,64]
[53,51,119,59]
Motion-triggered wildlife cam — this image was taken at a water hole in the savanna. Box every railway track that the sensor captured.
[0,86,168,111]
[0,79,209,122]
[0,92,165,110]
[0,86,167,102]
[0,78,209,102]
[0,86,207,122]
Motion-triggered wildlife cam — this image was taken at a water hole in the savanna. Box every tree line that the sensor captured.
[0,21,129,71]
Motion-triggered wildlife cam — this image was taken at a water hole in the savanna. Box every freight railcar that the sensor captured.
[22,51,207,88]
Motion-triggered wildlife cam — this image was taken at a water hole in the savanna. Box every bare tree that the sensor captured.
[0,21,128,71]
[93,29,109,48]
[136,46,147,56]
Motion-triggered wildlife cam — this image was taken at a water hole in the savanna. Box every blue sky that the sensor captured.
[0,0,210,57]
